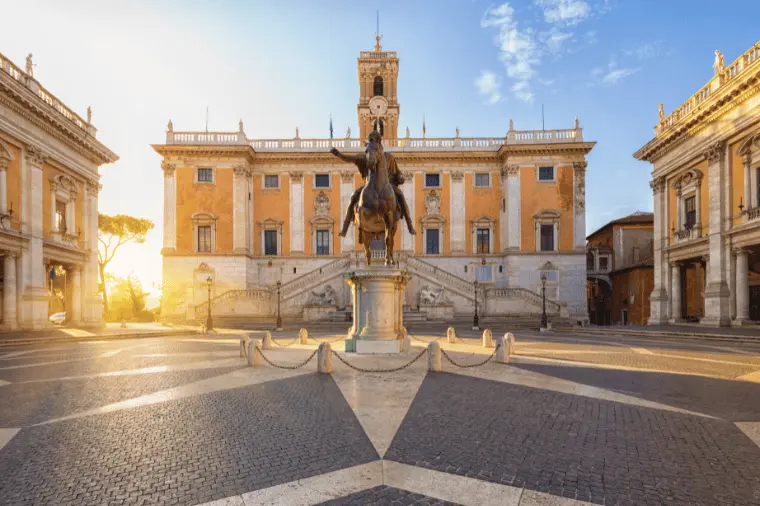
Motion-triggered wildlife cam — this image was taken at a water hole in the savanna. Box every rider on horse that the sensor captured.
[330,130,416,237]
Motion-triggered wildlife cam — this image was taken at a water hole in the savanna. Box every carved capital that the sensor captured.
[704,140,725,164]
[507,165,520,177]
[161,160,176,175]
[0,158,9,172]
[573,161,588,173]
[25,144,46,167]
[743,153,752,168]
[341,171,354,184]
[86,180,100,195]
[451,171,464,182]
[649,176,666,195]
[3,251,17,259]
[401,171,414,181]
[289,171,304,183]
[233,165,250,178]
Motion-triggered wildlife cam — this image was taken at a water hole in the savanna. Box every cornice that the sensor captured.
[634,72,760,163]
[151,144,256,164]
[498,142,596,158]
[0,77,118,166]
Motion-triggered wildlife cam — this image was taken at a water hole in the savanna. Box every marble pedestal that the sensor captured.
[343,268,411,354]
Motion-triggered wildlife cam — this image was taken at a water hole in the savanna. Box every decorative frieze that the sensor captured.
[289,171,304,183]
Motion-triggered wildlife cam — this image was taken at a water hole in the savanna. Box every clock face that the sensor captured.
[369,96,388,116]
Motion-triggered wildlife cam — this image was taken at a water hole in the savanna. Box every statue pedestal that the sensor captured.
[343,268,411,354]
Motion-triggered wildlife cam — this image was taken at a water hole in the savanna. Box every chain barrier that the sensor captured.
[408,332,444,343]
[259,348,319,370]
[309,335,347,344]
[331,347,428,373]
[271,336,299,347]
[440,344,500,369]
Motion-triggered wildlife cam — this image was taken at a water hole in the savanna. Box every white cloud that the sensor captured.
[475,70,503,104]
[590,59,640,86]
[602,67,640,84]
[625,42,660,60]
[481,3,539,102]
[534,0,591,26]
[542,27,573,53]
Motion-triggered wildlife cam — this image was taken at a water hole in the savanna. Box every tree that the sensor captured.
[98,213,154,314]
[105,274,150,321]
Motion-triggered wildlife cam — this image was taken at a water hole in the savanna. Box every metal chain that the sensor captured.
[309,335,346,344]
[331,347,428,373]
[408,332,444,343]
[440,344,500,369]
[271,336,299,347]
[259,348,319,370]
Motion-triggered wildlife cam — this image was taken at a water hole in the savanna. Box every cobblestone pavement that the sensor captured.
[0,329,759,505]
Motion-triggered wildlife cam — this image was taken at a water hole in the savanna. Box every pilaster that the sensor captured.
[22,144,49,329]
[233,165,250,253]
[161,161,176,253]
[289,171,304,255]
[3,252,17,330]
[734,248,750,325]
[340,171,356,253]
[401,171,415,252]
[702,141,731,326]
[506,165,521,250]
[573,162,587,250]
[449,171,465,253]
[648,176,669,324]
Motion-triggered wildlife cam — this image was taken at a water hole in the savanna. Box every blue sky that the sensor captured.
[1,0,757,292]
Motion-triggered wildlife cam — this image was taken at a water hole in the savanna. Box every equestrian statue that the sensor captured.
[330,130,416,266]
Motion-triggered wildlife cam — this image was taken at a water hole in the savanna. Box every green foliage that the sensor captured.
[105,274,152,322]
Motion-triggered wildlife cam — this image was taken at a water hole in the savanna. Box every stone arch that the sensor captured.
[373,75,384,97]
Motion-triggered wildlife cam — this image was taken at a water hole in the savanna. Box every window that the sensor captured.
[315,174,330,188]
[476,228,490,254]
[538,166,555,181]
[476,265,492,282]
[475,173,490,187]
[586,253,595,271]
[55,200,67,233]
[316,230,330,255]
[425,229,440,255]
[197,168,213,183]
[684,196,696,230]
[264,230,278,256]
[540,224,555,251]
[197,225,212,253]
[425,174,441,188]
[264,175,279,189]
[599,257,609,271]
[373,76,384,97]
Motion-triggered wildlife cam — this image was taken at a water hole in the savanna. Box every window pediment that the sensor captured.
[737,130,760,156]
[533,210,560,221]
[191,212,217,224]
[471,215,496,226]
[671,169,703,193]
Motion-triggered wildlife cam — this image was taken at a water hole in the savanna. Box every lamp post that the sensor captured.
[540,272,548,331]
[275,280,282,331]
[205,276,214,332]
[472,279,480,331]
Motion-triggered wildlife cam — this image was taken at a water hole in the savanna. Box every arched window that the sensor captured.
[373,76,384,97]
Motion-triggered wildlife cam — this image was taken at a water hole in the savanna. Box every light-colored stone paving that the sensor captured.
[0,428,19,451]
[736,422,760,448]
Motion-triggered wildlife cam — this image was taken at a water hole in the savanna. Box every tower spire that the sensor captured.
[374,10,382,52]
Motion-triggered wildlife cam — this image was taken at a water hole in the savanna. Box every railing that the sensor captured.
[487,287,562,314]
[166,129,582,151]
[747,207,760,222]
[194,288,271,320]
[674,225,702,242]
[656,40,760,137]
[359,51,398,59]
[279,256,351,301]
[400,254,475,300]
[0,51,90,134]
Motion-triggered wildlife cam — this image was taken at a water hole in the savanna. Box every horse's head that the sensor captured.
[365,130,384,173]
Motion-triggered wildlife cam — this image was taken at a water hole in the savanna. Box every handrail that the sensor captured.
[194,288,271,319]
[278,256,352,300]
[487,287,562,313]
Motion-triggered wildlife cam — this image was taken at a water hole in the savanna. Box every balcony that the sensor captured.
[674,225,702,243]
[747,207,760,222]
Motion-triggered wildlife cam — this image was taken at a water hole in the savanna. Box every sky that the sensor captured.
[1,0,757,298]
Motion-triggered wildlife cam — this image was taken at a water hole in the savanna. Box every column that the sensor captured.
[340,171,355,253]
[400,171,415,252]
[735,249,750,324]
[703,141,731,326]
[499,164,509,252]
[3,253,17,329]
[23,144,48,329]
[669,262,682,323]
[233,166,249,253]
[573,162,587,250]
[85,181,103,324]
[449,171,465,253]
[649,177,669,324]
[161,161,176,253]
[70,266,81,324]
[66,187,77,235]
[744,154,753,212]
[506,165,521,250]
[289,172,304,255]
[675,189,682,231]
[0,157,7,214]
[50,181,58,232]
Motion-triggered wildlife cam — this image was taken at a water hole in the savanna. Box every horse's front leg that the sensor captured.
[361,230,372,265]
[384,215,396,266]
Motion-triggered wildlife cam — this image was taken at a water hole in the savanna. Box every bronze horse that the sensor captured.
[331,131,401,265]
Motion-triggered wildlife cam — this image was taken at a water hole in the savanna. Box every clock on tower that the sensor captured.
[357,32,399,139]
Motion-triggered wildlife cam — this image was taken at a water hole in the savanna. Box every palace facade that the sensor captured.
[0,52,117,329]
[155,37,595,324]
[635,40,760,326]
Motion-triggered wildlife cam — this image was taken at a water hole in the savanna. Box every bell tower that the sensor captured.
[357,23,399,140]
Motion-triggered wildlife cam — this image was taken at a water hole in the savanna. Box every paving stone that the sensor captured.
[385,372,760,506]
[317,485,459,505]
[0,373,377,506]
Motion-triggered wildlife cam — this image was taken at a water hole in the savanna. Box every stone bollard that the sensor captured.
[317,342,332,374]
[262,331,273,350]
[482,328,493,348]
[299,328,309,345]
[495,335,508,364]
[427,341,442,372]
[447,326,457,344]
[247,340,263,367]
[505,332,515,357]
